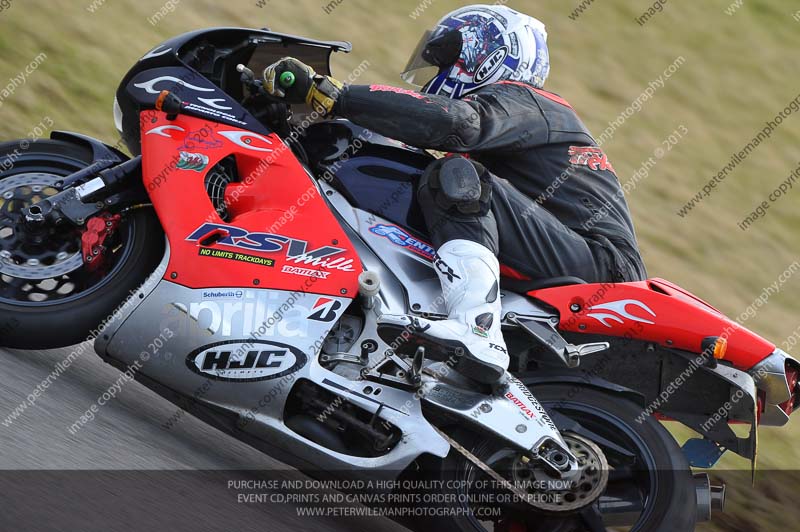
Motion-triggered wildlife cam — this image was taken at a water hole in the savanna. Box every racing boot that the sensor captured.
[377,239,509,384]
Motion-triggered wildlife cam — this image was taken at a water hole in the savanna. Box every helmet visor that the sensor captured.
[401,29,462,87]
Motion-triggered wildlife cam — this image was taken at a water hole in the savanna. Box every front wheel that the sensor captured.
[0,139,164,349]
[409,384,697,532]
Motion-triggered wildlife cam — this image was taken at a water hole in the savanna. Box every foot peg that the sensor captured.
[514,317,609,368]
[565,342,611,367]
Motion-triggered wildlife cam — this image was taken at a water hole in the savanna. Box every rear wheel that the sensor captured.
[408,385,697,532]
[0,139,164,349]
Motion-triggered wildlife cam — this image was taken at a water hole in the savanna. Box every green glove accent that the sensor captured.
[263,57,343,115]
[279,71,296,89]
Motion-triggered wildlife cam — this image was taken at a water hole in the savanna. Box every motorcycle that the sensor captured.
[0,27,796,532]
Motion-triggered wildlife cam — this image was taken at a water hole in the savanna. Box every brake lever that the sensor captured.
[237,62,297,104]
[237,64,271,100]
[237,63,256,83]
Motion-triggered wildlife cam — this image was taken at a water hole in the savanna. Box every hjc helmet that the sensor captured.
[402,4,550,99]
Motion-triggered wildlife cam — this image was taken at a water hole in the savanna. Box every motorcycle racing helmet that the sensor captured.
[402,4,550,99]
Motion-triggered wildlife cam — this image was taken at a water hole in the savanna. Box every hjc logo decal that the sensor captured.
[475,46,509,83]
[186,340,307,382]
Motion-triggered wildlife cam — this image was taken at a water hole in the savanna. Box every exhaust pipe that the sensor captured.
[694,473,726,522]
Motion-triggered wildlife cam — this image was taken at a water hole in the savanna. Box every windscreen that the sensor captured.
[248,42,333,77]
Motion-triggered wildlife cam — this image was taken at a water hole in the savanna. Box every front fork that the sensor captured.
[19,131,147,228]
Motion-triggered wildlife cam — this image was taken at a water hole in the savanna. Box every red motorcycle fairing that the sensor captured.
[531,278,775,370]
[140,112,361,297]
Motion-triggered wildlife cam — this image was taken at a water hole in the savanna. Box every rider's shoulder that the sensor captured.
[470,82,576,112]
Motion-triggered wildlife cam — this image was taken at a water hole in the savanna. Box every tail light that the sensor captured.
[778,363,800,416]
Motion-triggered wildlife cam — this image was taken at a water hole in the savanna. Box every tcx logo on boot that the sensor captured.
[187,223,355,271]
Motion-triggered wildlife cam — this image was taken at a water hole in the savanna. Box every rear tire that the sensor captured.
[0,139,164,349]
[405,385,697,532]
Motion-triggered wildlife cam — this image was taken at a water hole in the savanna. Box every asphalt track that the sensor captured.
[0,343,409,532]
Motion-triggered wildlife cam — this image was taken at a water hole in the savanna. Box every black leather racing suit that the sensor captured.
[334,81,647,283]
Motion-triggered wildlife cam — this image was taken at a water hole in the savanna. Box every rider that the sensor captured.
[263,5,647,385]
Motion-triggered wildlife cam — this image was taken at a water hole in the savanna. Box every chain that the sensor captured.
[432,426,542,510]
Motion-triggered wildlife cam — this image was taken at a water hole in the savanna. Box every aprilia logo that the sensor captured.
[174,290,314,338]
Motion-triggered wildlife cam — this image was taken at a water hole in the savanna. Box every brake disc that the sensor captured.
[436,427,609,514]
[516,432,609,513]
[0,173,84,280]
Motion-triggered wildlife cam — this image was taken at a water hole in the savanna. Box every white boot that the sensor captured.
[377,239,509,384]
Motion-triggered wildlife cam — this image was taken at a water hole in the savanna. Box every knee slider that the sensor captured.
[426,156,492,215]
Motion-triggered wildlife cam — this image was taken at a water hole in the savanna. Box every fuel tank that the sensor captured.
[302,119,435,236]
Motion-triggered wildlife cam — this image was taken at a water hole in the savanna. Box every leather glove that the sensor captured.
[263,57,344,116]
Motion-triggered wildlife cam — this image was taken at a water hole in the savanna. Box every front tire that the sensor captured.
[0,139,164,349]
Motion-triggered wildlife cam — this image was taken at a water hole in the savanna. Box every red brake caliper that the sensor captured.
[81,213,121,272]
[496,521,527,532]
